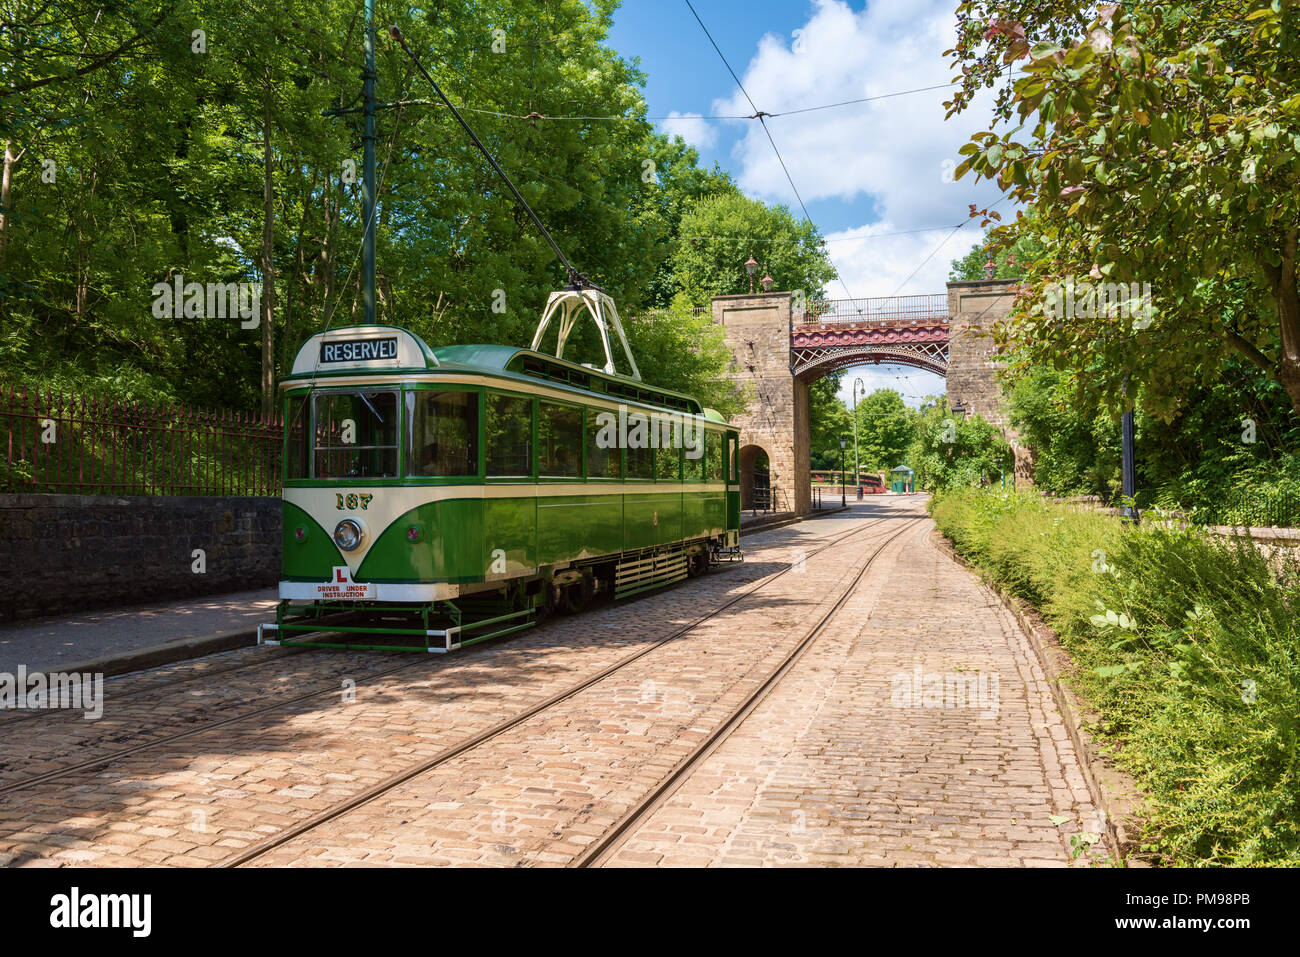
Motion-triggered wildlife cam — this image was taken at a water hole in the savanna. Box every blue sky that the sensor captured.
[609,0,887,235]
[605,0,1007,406]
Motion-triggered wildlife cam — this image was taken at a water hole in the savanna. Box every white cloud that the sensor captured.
[823,220,981,297]
[659,111,719,150]
[714,0,1009,290]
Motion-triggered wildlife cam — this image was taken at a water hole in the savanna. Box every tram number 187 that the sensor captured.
[335,492,374,511]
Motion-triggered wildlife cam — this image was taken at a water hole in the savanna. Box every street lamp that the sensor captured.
[744,255,759,294]
[760,272,774,292]
[839,436,847,508]
[852,377,866,500]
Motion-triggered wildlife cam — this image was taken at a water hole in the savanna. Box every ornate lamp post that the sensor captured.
[744,255,759,294]
[839,436,847,508]
[852,377,866,500]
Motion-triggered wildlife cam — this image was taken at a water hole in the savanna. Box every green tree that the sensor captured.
[620,295,748,419]
[949,1,1300,423]
[909,404,1013,491]
[1007,365,1119,495]
[669,192,838,305]
[852,388,916,470]
[809,373,850,471]
[949,222,1047,281]
[0,0,747,413]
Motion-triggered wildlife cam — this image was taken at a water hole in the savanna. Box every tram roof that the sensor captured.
[284,326,727,424]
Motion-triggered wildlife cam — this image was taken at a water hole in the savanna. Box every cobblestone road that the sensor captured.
[605,520,1105,867]
[0,499,1107,867]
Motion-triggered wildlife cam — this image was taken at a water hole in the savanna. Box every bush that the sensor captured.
[930,489,1300,866]
[909,406,1013,492]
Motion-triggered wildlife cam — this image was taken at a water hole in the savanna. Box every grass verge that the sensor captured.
[930,488,1300,867]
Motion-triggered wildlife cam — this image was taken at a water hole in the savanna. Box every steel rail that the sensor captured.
[0,644,318,730]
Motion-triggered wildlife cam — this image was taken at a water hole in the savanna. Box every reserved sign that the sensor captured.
[320,337,398,363]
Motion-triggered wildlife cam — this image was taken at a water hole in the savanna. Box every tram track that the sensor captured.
[575,516,925,866]
[0,515,885,801]
[0,507,852,731]
[219,513,917,868]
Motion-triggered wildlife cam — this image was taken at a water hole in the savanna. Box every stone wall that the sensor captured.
[0,494,280,621]
[713,292,811,516]
[946,278,1033,482]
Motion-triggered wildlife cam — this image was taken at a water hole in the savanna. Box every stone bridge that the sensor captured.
[712,278,1022,514]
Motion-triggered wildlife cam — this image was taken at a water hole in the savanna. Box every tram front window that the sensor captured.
[285,393,310,480]
[313,391,399,479]
[407,390,479,476]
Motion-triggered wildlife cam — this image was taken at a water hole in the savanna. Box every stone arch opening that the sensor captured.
[738,444,770,512]
[793,346,949,382]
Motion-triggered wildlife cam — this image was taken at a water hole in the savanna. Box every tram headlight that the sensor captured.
[333,518,364,551]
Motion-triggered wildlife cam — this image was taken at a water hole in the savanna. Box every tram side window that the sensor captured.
[314,391,399,479]
[407,391,478,477]
[539,402,581,477]
[285,394,310,480]
[655,445,680,480]
[626,444,654,480]
[683,437,704,481]
[486,393,532,477]
[587,410,621,478]
[705,431,724,481]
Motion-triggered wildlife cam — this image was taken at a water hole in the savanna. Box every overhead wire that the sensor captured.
[681,0,856,302]
[887,196,1008,297]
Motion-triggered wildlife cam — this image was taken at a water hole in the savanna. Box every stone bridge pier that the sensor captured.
[946,279,1034,484]
[712,292,809,517]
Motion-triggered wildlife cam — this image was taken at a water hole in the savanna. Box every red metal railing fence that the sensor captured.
[797,294,950,325]
[1,386,283,496]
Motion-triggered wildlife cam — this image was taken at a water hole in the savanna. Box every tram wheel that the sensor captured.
[560,582,587,614]
[686,549,709,578]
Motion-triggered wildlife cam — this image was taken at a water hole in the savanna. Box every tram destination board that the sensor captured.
[320,337,398,363]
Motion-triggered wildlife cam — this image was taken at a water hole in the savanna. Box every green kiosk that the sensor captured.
[890,465,915,494]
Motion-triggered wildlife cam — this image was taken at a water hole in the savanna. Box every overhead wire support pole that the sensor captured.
[388,25,594,290]
[362,0,377,325]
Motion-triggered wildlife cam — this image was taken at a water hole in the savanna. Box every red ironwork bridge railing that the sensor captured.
[797,294,949,325]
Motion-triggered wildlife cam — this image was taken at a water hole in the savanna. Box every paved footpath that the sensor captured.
[605,518,1106,867]
[0,588,277,674]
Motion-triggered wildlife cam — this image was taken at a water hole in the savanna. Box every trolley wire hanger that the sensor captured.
[389,25,641,380]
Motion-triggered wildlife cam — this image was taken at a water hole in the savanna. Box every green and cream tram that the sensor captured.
[260,317,742,653]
